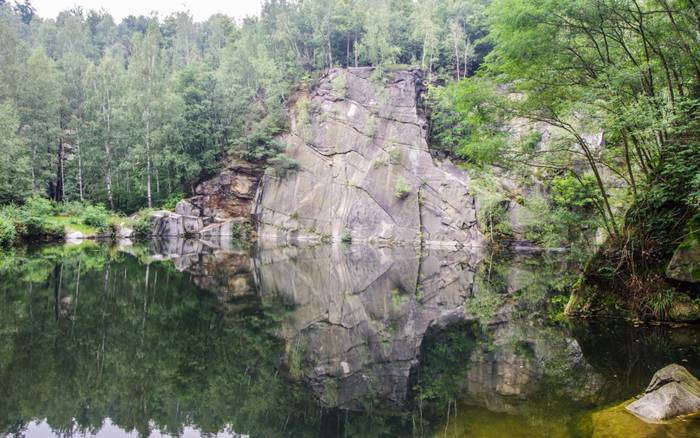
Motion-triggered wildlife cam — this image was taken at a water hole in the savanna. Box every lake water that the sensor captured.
[0,240,699,438]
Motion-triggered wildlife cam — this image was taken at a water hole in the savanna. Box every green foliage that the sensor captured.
[330,73,348,98]
[341,231,352,244]
[687,173,700,209]
[160,192,184,211]
[388,148,401,165]
[132,217,154,237]
[429,79,508,165]
[80,204,109,231]
[477,194,512,240]
[551,175,599,211]
[0,216,15,247]
[23,196,57,217]
[268,153,299,177]
[393,177,411,199]
[0,102,30,203]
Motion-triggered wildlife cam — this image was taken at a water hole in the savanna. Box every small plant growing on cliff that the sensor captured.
[394,177,411,199]
[366,118,377,137]
[295,97,313,142]
[231,222,253,240]
[371,159,386,170]
[341,231,352,244]
[331,74,348,98]
[389,148,401,165]
[268,153,299,177]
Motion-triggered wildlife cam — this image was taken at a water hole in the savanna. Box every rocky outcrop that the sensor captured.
[254,68,484,248]
[626,364,700,422]
[666,234,700,284]
[150,160,263,239]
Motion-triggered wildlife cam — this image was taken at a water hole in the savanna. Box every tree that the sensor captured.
[84,55,124,208]
[128,24,166,209]
[0,102,31,203]
[357,0,400,70]
[17,48,61,196]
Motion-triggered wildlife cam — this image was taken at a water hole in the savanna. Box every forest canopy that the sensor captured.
[0,0,490,213]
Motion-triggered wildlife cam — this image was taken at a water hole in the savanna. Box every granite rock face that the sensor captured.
[150,160,263,239]
[254,68,484,248]
[626,364,700,422]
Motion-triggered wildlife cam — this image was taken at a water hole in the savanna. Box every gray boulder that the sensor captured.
[666,235,700,284]
[150,211,204,237]
[626,364,700,422]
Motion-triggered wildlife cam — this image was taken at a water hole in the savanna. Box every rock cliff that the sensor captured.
[149,160,262,243]
[254,67,483,247]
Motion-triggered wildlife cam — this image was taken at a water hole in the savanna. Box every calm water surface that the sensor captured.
[0,240,699,438]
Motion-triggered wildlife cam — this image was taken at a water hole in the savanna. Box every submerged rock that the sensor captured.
[626,364,700,422]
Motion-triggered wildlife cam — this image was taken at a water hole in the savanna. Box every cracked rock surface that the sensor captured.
[255,67,484,248]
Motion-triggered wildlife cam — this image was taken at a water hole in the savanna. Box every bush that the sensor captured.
[268,153,299,177]
[81,205,109,230]
[551,174,599,211]
[0,216,15,247]
[133,217,153,237]
[161,192,184,211]
[394,177,411,199]
[478,195,513,240]
[21,216,63,241]
[23,196,57,217]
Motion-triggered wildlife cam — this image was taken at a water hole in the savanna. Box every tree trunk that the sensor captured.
[103,87,114,210]
[31,144,37,194]
[346,34,350,67]
[77,131,84,202]
[146,117,152,209]
[354,33,359,67]
[55,137,65,202]
[453,40,460,80]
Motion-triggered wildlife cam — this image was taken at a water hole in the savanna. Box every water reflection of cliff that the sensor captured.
[143,238,606,416]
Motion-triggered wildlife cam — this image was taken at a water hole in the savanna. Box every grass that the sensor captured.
[51,214,122,236]
[50,216,100,235]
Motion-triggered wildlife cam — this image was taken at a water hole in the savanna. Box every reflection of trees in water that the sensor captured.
[0,244,324,437]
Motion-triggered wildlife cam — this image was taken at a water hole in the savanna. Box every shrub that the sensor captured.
[331,73,348,98]
[0,216,15,247]
[21,216,63,241]
[478,196,513,240]
[268,153,299,177]
[161,192,184,211]
[133,217,153,237]
[341,231,352,243]
[81,205,109,230]
[394,177,411,199]
[23,196,57,217]
[389,148,401,165]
